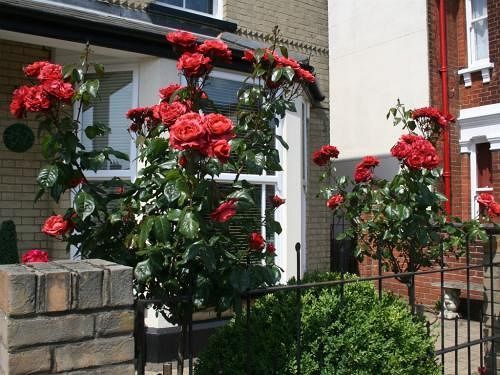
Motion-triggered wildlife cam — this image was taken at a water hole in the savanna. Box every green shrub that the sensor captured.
[0,220,19,264]
[195,272,439,375]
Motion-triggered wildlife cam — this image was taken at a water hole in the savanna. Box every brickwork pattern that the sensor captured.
[224,0,331,271]
[0,259,134,375]
[0,40,70,260]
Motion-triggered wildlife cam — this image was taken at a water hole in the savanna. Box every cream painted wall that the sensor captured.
[328,0,430,159]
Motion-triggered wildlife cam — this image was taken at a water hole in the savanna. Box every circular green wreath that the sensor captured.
[3,123,35,153]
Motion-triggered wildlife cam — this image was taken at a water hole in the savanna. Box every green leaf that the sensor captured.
[147,138,169,160]
[139,217,155,247]
[81,152,106,171]
[84,123,110,139]
[271,68,283,82]
[167,209,182,221]
[37,165,59,188]
[268,220,282,235]
[282,66,295,81]
[74,191,96,220]
[227,188,255,205]
[153,215,171,243]
[86,79,100,97]
[179,210,199,239]
[93,63,105,77]
[183,240,205,263]
[275,134,289,150]
[230,268,250,291]
[279,45,288,58]
[134,260,152,283]
[164,182,181,203]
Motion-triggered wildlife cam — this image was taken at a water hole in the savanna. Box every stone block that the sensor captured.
[53,336,134,372]
[5,314,94,349]
[57,363,135,374]
[0,343,51,375]
[54,260,104,310]
[0,265,36,315]
[95,309,134,336]
[85,260,133,307]
[26,262,71,312]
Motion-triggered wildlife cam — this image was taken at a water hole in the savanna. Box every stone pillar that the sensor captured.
[0,259,134,374]
[484,235,500,374]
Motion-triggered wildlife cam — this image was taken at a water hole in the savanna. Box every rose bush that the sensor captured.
[314,100,486,309]
[12,28,314,373]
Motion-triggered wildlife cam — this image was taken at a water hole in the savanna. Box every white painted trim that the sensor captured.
[154,0,222,19]
[458,103,500,218]
[73,64,139,181]
[461,0,492,86]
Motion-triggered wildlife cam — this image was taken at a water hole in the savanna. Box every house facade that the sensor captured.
[0,1,329,280]
[328,0,499,307]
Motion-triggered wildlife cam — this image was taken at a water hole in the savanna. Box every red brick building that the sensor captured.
[330,0,499,308]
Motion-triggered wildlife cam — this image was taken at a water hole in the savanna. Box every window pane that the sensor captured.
[203,76,244,122]
[81,71,133,171]
[185,0,213,13]
[164,0,183,6]
[473,18,489,61]
[265,184,276,243]
[472,0,487,19]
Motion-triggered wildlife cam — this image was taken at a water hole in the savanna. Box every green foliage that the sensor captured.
[0,220,20,264]
[195,272,439,375]
[319,101,487,283]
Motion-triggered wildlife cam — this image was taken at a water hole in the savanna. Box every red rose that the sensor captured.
[177,52,212,78]
[412,107,454,127]
[249,232,265,250]
[43,80,74,101]
[210,199,237,223]
[266,242,276,254]
[294,67,315,83]
[24,86,51,113]
[326,194,344,209]
[42,215,72,237]
[488,202,500,218]
[354,167,373,183]
[359,155,380,168]
[155,101,188,127]
[166,30,198,51]
[23,61,51,78]
[203,113,234,141]
[159,83,184,101]
[312,145,340,166]
[242,49,255,62]
[210,139,231,163]
[477,193,495,208]
[197,39,232,62]
[38,63,63,81]
[391,139,412,160]
[169,112,209,153]
[275,56,300,70]
[404,139,439,170]
[22,249,49,263]
[10,85,30,118]
[126,106,160,133]
[271,195,285,208]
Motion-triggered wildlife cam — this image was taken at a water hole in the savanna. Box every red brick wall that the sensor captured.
[458,0,500,109]
[359,243,485,307]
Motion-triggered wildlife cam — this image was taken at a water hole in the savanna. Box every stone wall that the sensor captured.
[0,259,134,374]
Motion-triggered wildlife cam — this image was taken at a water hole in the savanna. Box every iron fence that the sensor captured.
[135,226,500,375]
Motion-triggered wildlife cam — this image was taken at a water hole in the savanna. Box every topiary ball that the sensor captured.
[3,123,35,153]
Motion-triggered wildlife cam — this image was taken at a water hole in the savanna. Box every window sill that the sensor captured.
[458,62,494,87]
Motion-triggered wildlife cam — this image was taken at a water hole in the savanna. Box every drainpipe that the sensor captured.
[438,0,452,216]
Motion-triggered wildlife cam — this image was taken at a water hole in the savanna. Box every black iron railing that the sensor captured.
[135,226,500,375]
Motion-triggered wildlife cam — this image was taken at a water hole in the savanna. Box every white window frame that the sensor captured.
[202,69,284,252]
[155,0,222,19]
[459,0,494,86]
[75,64,139,182]
[458,103,500,218]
